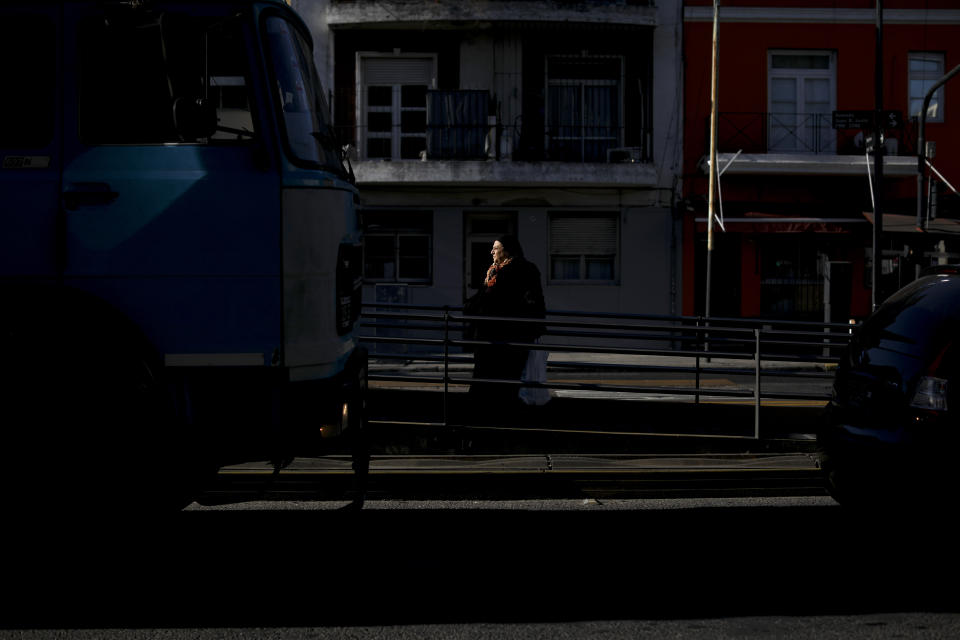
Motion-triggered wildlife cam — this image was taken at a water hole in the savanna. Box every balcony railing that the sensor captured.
[711,112,918,156]
[338,121,652,163]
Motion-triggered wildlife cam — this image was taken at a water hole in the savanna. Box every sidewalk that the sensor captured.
[212,452,825,502]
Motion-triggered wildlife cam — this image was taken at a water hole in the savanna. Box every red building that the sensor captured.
[682,1,960,322]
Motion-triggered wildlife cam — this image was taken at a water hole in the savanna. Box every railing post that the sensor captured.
[443,306,450,428]
[754,327,761,439]
[695,316,702,405]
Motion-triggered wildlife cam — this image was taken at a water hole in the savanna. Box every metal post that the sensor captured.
[695,317,702,405]
[443,307,450,427]
[871,0,884,311]
[917,63,960,230]
[754,328,761,439]
[705,0,720,340]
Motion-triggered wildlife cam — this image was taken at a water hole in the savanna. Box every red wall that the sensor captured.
[684,18,960,183]
[682,3,960,317]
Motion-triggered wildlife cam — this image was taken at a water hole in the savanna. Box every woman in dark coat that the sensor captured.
[465,235,546,402]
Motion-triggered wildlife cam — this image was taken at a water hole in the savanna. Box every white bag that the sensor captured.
[519,342,551,406]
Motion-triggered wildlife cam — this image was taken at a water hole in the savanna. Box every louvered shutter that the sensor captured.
[550,216,617,255]
[362,57,433,85]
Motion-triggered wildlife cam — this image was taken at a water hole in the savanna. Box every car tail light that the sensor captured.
[910,376,949,412]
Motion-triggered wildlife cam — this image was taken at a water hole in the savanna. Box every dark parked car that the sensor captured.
[819,267,960,506]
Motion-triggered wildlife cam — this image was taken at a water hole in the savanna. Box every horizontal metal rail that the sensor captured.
[360,303,851,439]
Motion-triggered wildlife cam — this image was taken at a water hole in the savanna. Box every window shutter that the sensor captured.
[362,57,433,85]
[551,216,617,254]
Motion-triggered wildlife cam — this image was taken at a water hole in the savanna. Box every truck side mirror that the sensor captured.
[173,97,217,141]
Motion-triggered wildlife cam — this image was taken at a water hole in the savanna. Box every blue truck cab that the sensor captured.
[0,1,365,510]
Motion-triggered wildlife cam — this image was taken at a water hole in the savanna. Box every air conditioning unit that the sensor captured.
[606,147,641,163]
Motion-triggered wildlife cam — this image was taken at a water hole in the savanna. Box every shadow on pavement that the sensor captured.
[3,501,956,629]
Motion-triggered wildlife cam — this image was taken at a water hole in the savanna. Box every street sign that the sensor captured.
[832,110,873,129]
[881,109,903,129]
[832,109,903,130]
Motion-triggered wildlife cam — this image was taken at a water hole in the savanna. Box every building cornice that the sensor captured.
[328,1,658,28]
[354,159,662,188]
[684,7,960,25]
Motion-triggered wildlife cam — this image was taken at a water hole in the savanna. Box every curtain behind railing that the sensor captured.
[426,90,489,160]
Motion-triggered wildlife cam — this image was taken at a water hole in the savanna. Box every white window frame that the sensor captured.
[548,212,619,285]
[767,50,836,154]
[356,52,436,160]
[545,54,624,161]
[909,52,945,124]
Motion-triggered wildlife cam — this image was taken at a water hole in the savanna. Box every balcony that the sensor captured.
[339,88,656,188]
[707,112,919,177]
[342,123,656,188]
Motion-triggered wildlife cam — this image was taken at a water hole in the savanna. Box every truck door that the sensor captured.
[60,5,281,358]
[0,7,60,280]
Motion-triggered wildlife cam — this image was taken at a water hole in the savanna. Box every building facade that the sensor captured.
[683,1,960,323]
[294,0,684,316]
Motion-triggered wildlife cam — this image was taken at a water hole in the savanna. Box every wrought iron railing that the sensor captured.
[712,112,917,156]
[336,122,651,163]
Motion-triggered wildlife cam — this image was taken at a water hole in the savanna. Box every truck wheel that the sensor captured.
[72,345,214,514]
[1,298,212,516]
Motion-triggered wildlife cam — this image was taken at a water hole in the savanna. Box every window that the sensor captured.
[362,211,432,283]
[359,55,434,160]
[549,213,618,282]
[546,56,622,162]
[759,237,822,318]
[768,51,835,153]
[0,15,55,148]
[264,16,343,172]
[79,12,255,145]
[909,52,945,123]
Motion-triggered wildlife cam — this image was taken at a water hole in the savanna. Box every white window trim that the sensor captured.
[766,49,836,154]
[356,51,437,160]
[908,51,945,123]
[544,54,625,160]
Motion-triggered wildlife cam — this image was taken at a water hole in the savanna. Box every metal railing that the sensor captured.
[359,303,854,440]
[335,123,652,163]
[713,112,917,156]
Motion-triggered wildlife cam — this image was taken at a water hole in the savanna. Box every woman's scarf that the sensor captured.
[484,257,513,287]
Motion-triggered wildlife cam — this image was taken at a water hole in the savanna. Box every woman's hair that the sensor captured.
[496,234,524,260]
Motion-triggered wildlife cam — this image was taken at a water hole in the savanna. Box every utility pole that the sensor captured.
[705,0,719,330]
[871,0,884,311]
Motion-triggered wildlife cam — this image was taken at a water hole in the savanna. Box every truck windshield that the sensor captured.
[264,15,345,176]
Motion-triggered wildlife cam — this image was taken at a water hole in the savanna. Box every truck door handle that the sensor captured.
[63,183,119,210]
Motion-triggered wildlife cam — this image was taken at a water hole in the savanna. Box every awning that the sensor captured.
[862,212,960,235]
[695,212,865,233]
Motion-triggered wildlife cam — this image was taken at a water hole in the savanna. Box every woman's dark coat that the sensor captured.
[465,258,546,394]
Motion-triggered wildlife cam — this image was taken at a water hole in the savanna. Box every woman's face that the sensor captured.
[491,240,508,265]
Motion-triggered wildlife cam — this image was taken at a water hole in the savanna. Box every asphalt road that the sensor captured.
[4,496,959,636]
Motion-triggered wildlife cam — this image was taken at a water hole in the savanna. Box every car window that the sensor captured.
[859,275,960,361]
